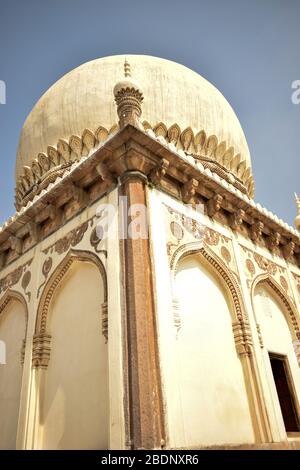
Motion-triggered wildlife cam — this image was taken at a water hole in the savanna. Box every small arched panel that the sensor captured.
[253,282,300,434]
[0,292,27,449]
[40,257,108,449]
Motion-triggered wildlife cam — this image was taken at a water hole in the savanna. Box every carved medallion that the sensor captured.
[280,275,288,292]
[204,228,220,246]
[170,221,184,241]
[246,259,256,276]
[221,246,231,264]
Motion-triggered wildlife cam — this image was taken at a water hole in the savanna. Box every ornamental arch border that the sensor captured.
[251,273,300,342]
[0,289,29,363]
[170,241,247,325]
[35,249,107,336]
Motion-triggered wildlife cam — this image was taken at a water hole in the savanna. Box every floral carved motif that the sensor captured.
[90,227,107,257]
[253,252,277,276]
[43,216,96,256]
[0,259,33,295]
[43,221,89,255]
[37,257,53,298]
[21,271,31,302]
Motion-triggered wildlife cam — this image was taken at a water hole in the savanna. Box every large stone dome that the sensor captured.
[16,54,253,201]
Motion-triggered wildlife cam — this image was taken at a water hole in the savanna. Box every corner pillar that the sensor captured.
[119,170,165,449]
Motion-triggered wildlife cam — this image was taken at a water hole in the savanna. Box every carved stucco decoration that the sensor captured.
[163,203,239,282]
[42,219,94,256]
[37,257,53,299]
[0,289,29,365]
[15,124,119,210]
[90,227,108,257]
[0,259,33,296]
[21,271,31,302]
[33,250,108,369]
[241,244,291,297]
[145,122,254,196]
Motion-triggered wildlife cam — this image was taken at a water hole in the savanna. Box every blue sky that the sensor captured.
[0,0,299,226]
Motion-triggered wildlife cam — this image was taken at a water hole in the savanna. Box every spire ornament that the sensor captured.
[294,193,300,231]
[113,59,144,129]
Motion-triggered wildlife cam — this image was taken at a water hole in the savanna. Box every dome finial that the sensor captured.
[294,193,300,230]
[113,58,144,129]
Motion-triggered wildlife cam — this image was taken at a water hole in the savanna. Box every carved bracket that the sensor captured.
[181,178,199,204]
[267,231,281,252]
[9,236,22,255]
[283,240,295,260]
[250,221,264,242]
[207,194,223,218]
[230,209,245,230]
[149,158,169,186]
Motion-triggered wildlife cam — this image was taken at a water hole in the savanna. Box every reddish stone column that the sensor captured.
[119,171,165,450]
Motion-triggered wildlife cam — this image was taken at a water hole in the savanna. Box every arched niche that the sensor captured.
[35,250,108,450]
[170,243,256,447]
[0,290,27,449]
[252,275,300,345]
[252,276,300,434]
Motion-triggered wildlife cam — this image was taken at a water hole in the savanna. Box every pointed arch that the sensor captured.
[171,241,246,325]
[170,241,270,442]
[251,273,300,341]
[0,289,28,345]
[35,249,107,335]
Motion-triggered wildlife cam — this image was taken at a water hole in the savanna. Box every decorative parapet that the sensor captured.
[15,120,254,211]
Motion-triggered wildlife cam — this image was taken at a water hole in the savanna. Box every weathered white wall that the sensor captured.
[148,189,300,448]
[173,256,254,447]
[40,261,108,449]
[0,299,26,449]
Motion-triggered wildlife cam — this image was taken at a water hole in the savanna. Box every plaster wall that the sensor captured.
[0,299,26,449]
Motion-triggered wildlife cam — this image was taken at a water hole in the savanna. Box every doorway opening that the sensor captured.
[269,353,300,433]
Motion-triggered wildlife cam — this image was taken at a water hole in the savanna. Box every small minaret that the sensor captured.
[113,59,144,129]
[294,193,300,230]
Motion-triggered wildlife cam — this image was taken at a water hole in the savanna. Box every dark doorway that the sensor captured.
[269,354,300,432]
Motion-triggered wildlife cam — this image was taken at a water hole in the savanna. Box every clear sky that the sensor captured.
[0,0,299,226]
